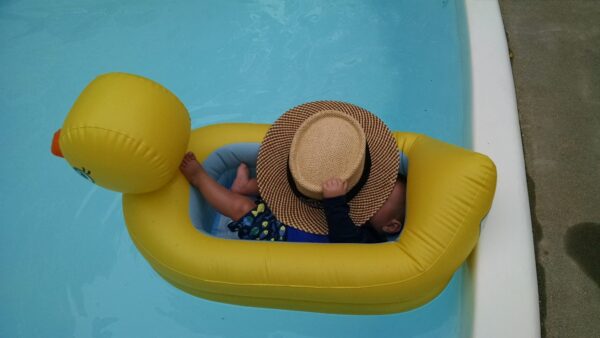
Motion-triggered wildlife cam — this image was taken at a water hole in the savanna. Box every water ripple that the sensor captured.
[74,186,98,219]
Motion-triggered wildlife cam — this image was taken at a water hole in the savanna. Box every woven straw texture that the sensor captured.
[289,110,366,200]
[257,101,399,235]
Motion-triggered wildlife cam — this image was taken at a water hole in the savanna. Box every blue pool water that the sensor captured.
[0,0,471,337]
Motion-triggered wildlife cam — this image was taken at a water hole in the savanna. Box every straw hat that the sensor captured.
[257,101,399,235]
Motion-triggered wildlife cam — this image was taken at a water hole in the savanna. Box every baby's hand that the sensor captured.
[322,178,348,199]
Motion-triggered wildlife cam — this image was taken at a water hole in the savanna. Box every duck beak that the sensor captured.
[51,129,63,158]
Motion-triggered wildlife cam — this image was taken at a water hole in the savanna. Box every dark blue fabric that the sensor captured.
[323,196,387,243]
[226,195,386,243]
[226,198,329,242]
[286,227,329,243]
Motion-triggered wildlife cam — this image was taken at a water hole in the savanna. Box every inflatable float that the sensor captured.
[52,73,496,314]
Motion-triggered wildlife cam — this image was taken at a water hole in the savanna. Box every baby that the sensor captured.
[180,152,406,243]
[322,176,406,243]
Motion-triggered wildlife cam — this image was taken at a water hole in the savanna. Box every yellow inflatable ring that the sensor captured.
[56,73,497,314]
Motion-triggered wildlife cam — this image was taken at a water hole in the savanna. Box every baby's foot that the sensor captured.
[179,152,202,183]
[231,163,251,194]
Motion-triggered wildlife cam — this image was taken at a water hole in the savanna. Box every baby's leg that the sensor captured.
[231,163,259,196]
[180,152,255,221]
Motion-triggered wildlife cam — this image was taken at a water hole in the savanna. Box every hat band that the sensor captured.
[286,144,372,209]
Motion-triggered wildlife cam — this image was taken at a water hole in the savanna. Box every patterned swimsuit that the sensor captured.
[227,198,288,241]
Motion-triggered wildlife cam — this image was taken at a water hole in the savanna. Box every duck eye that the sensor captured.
[73,166,95,184]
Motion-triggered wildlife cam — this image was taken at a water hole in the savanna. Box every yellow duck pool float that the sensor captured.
[53,73,496,314]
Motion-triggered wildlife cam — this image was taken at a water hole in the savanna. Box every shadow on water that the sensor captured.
[564,222,600,287]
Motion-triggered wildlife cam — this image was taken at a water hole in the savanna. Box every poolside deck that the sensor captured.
[499,1,600,337]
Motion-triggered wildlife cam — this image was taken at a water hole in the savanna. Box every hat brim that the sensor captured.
[257,101,399,235]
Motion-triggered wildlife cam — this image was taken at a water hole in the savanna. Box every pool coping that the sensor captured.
[464,1,541,337]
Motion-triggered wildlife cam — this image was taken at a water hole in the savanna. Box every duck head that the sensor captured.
[51,73,191,194]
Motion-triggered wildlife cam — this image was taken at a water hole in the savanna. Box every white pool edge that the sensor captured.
[465,1,541,337]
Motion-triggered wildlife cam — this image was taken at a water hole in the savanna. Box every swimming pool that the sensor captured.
[0,0,539,337]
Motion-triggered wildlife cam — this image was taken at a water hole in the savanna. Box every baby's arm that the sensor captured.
[322,178,364,243]
[322,178,386,243]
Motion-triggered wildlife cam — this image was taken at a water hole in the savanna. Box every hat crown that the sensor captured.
[289,110,366,200]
